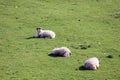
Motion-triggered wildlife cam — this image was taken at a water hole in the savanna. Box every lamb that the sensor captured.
[36,28,56,39]
[84,57,99,70]
[51,47,71,57]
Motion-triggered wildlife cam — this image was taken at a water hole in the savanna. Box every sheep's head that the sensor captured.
[36,28,42,37]
[63,52,71,57]
[89,64,97,70]
[36,28,42,31]
[36,28,42,33]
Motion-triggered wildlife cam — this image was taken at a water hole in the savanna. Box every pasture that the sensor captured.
[0,0,120,80]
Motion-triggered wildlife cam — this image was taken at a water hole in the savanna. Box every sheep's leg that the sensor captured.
[37,35,42,38]
[43,36,52,39]
[49,36,52,39]
[96,66,99,69]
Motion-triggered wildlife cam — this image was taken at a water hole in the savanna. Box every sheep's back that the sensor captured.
[84,57,99,69]
[43,30,55,38]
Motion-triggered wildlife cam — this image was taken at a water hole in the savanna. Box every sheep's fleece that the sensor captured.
[52,47,71,57]
[84,57,99,70]
[36,28,55,39]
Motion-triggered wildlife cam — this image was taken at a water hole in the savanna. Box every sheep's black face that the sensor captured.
[36,28,42,33]
[36,28,41,30]
[36,28,42,37]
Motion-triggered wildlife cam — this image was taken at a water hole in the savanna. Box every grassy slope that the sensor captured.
[0,0,120,80]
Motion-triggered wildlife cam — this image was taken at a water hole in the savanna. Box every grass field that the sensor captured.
[0,0,120,80]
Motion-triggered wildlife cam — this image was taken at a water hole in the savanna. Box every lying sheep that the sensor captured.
[84,57,99,70]
[36,28,56,39]
[51,47,71,57]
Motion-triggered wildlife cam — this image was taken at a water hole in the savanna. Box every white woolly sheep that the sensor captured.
[84,57,99,70]
[52,47,71,57]
[36,28,56,39]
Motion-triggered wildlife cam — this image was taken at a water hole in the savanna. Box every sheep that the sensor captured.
[84,57,99,70]
[36,28,56,39]
[51,47,71,57]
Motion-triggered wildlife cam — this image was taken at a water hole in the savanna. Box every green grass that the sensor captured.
[0,0,120,80]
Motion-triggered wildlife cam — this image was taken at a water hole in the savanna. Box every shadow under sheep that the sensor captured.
[26,36,39,39]
[26,36,48,39]
[78,66,86,70]
[76,66,96,71]
[48,53,65,57]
